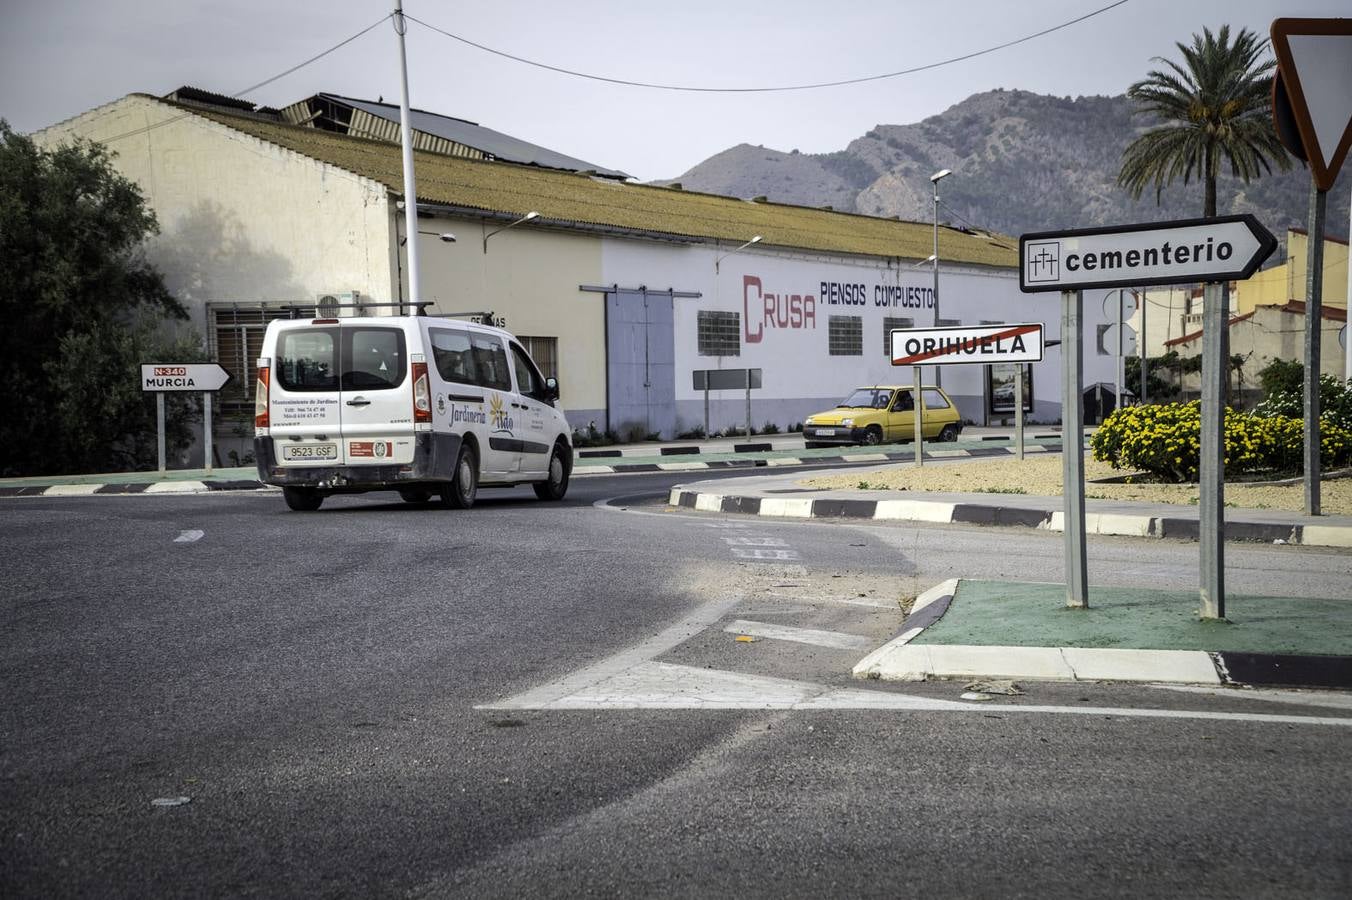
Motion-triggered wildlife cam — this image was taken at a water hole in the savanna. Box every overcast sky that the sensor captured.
[1,0,1345,182]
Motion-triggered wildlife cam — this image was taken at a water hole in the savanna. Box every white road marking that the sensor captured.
[1150,684,1352,711]
[723,537,789,546]
[481,660,1352,725]
[730,548,800,560]
[725,619,873,650]
[174,530,204,543]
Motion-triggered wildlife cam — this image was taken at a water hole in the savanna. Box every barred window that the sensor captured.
[828,315,863,356]
[210,303,316,419]
[882,316,914,356]
[698,310,741,356]
[518,336,558,380]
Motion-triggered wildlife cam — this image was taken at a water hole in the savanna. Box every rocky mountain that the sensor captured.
[663,89,1350,241]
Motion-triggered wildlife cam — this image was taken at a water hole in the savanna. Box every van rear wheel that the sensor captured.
[440,443,478,509]
[533,442,570,501]
[282,487,323,512]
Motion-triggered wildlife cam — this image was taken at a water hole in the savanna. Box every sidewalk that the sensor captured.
[667,467,1352,548]
[853,579,1352,690]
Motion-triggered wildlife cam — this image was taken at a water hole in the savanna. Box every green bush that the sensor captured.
[1253,373,1352,431]
[1091,400,1352,483]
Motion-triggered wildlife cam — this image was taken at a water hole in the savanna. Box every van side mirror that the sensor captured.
[542,376,560,402]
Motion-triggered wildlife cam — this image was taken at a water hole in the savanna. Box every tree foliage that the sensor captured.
[0,121,200,476]
[1118,25,1291,217]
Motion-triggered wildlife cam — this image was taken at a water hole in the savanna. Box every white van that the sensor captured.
[253,311,572,511]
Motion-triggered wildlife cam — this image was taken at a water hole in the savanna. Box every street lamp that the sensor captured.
[715,235,762,273]
[483,210,539,252]
[401,231,457,246]
[930,168,952,386]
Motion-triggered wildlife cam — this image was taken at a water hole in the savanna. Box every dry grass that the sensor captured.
[802,452,1352,515]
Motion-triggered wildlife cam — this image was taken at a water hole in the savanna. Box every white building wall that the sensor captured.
[34,96,395,333]
[601,238,1118,431]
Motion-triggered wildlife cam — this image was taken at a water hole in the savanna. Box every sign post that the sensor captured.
[141,363,232,474]
[692,368,763,439]
[891,322,1046,469]
[1061,290,1087,608]
[1270,17,1352,517]
[1021,216,1276,618]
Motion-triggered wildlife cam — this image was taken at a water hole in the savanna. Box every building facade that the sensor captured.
[36,91,1124,463]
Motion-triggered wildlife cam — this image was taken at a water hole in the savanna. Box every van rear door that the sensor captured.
[336,323,416,466]
[270,323,343,465]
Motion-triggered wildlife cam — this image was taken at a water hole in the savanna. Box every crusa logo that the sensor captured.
[743,275,816,344]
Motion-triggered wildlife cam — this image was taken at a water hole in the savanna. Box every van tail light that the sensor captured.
[254,363,270,429]
[412,361,431,424]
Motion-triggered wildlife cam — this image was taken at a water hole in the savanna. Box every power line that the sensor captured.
[98,13,392,146]
[406,1,1131,93]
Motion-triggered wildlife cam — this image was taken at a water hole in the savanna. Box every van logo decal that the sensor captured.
[489,394,515,434]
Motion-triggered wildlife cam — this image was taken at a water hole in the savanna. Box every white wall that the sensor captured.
[601,238,1118,429]
[34,96,395,334]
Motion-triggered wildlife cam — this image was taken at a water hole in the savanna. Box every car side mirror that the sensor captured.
[542,376,560,403]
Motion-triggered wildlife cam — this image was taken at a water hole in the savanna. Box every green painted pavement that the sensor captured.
[916,580,1352,657]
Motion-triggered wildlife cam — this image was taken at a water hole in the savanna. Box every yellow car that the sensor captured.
[802,385,962,447]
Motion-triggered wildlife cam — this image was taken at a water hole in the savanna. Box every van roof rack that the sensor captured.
[282,301,435,318]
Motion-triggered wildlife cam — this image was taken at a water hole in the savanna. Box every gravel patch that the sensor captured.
[802,452,1352,515]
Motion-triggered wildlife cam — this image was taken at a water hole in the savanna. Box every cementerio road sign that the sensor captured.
[891,323,1044,367]
[140,363,232,392]
[1019,215,1277,293]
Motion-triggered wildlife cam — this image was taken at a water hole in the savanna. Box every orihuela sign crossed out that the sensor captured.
[891,323,1044,367]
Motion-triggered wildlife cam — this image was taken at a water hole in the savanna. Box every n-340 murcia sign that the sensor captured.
[1019,215,1277,293]
[140,363,232,392]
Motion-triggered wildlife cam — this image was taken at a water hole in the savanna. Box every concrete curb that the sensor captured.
[667,485,1352,549]
[853,580,1352,689]
[575,441,1065,476]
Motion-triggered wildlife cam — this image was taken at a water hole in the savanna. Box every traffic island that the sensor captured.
[854,579,1352,689]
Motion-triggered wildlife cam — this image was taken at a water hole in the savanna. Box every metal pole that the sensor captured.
[1346,196,1351,384]
[156,393,166,475]
[913,367,924,468]
[1304,184,1326,516]
[1061,290,1087,609]
[393,0,421,313]
[1199,281,1228,619]
[1115,291,1123,413]
[703,384,709,437]
[932,182,942,389]
[1015,364,1025,462]
[204,391,213,473]
[1139,289,1148,404]
[745,380,752,439]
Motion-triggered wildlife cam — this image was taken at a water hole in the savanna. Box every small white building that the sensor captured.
[35,89,1125,461]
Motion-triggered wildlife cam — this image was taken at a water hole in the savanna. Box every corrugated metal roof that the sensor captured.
[318,93,631,180]
[172,99,1017,269]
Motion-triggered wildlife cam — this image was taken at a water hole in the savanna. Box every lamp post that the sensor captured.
[714,235,762,273]
[930,169,951,387]
[393,0,420,315]
[483,210,539,252]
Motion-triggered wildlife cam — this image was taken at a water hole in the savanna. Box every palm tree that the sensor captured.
[1118,25,1290,218]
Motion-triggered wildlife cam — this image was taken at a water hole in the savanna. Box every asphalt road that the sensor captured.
[4,467,1352,897]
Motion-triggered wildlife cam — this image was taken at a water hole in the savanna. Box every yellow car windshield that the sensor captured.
[839,389,891,409]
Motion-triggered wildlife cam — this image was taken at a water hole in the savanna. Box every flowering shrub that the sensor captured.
[1091,400,1352,483]
[1252,374,1352,431]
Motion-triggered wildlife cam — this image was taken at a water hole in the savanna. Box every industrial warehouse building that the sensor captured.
[35,88,1125,463]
